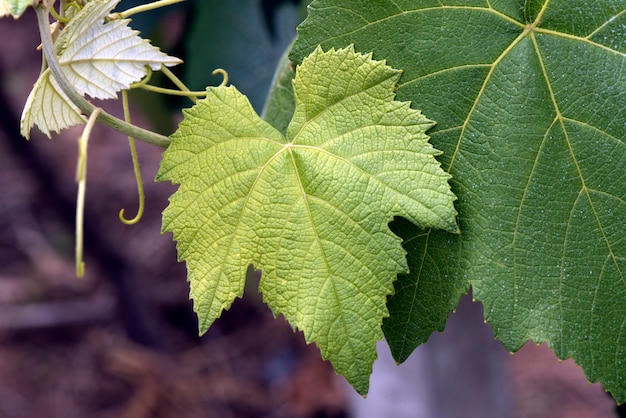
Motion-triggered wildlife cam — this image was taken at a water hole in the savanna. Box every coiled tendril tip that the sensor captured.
[118,90,145,226]
[212,68,229,87]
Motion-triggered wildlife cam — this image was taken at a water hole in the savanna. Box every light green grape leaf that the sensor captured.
[158,45,457,394]
[0,0,33,18]
[20,0,181,138]
[290,0,626,401]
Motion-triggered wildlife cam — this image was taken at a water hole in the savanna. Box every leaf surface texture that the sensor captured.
[158,46,457,394]
[289,0,626,400]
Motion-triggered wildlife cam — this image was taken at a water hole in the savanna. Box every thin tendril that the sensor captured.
[212,68,229,87]
[109,0,185,20]
[76,108,102,278]
[119,90,145,225]
[64,2,82,18]
[49,6,71,23]
[130,66,153,88]
[130,66,205,98]
[156,66,228,103]
[159,65,198,103]
[138,84,207,97]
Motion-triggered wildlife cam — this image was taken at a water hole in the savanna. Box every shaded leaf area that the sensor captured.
[290,0,626,401]
[158,46,457,393]
[261,50,295,135]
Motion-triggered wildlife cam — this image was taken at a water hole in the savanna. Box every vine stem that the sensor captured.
[35,5,170,148]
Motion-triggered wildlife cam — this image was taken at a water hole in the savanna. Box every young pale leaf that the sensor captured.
[290,0,626,401]
[158,45,457,394]
[0,0,33,18]
[20,0,181,137]
[20,69,86,139]
[0,2,9,17]
[54,0,181,99]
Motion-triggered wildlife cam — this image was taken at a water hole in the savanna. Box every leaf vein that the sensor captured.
[312,6,523,49]
[286,147,359,364]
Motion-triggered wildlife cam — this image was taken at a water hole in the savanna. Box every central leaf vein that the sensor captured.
[286,146,359,362]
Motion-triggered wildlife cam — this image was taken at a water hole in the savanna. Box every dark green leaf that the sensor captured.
[290,0,626,401]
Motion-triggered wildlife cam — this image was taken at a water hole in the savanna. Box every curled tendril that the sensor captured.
[118,90,145,226]
[159,65,201,103]
[212,68,229,87]
[131,66,207,99]
[130,66,153,89]
[64,0,84,19]
[49,6,71,23]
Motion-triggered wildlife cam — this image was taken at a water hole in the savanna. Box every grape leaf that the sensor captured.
[290,0,626,401]
[20,0,181,138]
[0,0,33,18]
[20,70,86,139]
[157,45,458,394]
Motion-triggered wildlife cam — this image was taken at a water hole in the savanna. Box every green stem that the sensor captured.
[35,5,170,148]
